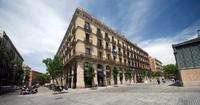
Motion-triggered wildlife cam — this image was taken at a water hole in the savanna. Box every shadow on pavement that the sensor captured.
[168,82,182,87]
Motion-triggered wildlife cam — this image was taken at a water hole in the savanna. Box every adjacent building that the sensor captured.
[149,56,163,72]
[57,8,150,88]
[0,30,24,86]
[29,70,44,86]
[172,30,200,87]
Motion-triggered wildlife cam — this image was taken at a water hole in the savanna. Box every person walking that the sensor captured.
[157,78,160,85]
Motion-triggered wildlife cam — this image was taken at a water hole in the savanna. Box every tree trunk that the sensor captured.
[55,78,59,86]
[91,77,94,87]
[60,77,63,86]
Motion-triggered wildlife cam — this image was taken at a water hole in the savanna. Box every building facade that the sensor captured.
[149,56,163,72]
[57,8,150,88]
[29,70,44,86]
[0,31,24,86]
[172,31,200,87]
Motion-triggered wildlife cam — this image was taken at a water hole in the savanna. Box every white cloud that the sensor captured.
[0,0,82,72]
[139,20,200,65]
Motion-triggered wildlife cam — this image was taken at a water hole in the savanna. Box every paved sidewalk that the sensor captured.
[1,82,200,105]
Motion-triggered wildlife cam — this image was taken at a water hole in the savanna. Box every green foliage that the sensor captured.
[112,66,118,77]
[43,55,64,85]
[23,69,30,85]
[125,69,132,81]
[112,66,118,85]
[88,64,95,79]
[38,73,50,85]
[10,58,18,66]
[163,64,178,79]
[43,55,64,79]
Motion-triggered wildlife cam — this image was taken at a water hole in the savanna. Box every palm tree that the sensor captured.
[112,66,118,85]
[88,64,95,87]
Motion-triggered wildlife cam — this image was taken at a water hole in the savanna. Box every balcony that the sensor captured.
[118,51,122,56]
[71,41,76,46]
[97,44,103,49]
[127,48,130,52]
[112,39,116,45]
[105,36,110,42]
[84,38,93,45]
[118,42,122,47]
[97,31,103,38]
[105,47,111,52]
[84,25,92,33]
[123,45,126,49]
[72,27,76,34]
[123,53,127,58]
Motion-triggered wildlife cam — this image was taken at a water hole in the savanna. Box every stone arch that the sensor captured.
[83,62,92,88]
[106,65,111,85]
[96,64,105,86]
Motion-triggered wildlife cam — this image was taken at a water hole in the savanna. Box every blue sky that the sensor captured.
[0,0,200,73]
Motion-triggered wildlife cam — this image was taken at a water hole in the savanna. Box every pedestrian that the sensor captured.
[157,78,160,85]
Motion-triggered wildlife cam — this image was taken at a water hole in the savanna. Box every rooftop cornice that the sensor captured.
[75,8,148,55]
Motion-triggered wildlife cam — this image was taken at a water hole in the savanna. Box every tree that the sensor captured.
[163,64,178,79]
[37,73,50,85]
[22,69,30,85]
[125,69,132,84]
[112,66,118,85]
[88,64,95,87]
[43,55,64,86]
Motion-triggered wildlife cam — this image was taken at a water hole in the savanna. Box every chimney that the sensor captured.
[198,29,200,38]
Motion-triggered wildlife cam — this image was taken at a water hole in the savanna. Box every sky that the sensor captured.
[0,0,200,73]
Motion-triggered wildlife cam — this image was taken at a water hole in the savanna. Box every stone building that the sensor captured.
[57,8,150,88]
[172,30,200,87]
[149,56,163,72]
[29,70,44,86]
[0,30,24,86]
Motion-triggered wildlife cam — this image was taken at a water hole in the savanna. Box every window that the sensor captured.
[97,39,102,47]
[113,56,116,61]
[85,48,91,55]
[106,42,109,48]
[105,32,108,38]
[118,47,121,52]
[107,54,111,60]
[84,62,89,71]
[98,51,102,58]
[85,33,90,40]
[119,58,122,63]
[84,21,90,29]
[113,45,117,52]
[73,49,75,55]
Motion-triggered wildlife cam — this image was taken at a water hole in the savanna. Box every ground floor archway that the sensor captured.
[97,64,105,86]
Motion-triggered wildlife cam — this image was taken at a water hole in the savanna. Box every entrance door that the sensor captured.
[84,63,92,88]
[97,64,105,86]
[106,65,111,85]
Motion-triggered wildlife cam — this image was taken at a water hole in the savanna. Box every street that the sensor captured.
[0,81,200,105]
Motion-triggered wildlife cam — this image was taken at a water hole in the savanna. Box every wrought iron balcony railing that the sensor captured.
[84,38,93,45]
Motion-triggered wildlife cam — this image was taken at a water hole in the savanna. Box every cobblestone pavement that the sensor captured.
[0,81,200,105]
